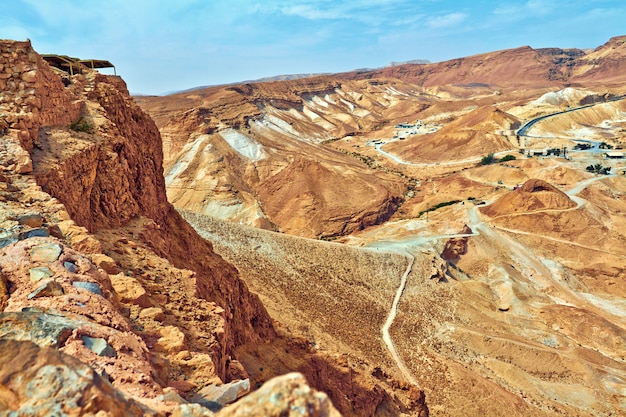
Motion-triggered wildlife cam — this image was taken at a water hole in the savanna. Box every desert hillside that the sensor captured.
[2,33,626,417]
[138,35,626,417]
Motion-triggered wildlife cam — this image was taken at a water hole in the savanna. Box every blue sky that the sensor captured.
[2,0,625,95]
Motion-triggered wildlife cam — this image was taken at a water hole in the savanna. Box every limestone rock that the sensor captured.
[172,403,215,417]
[139,307,165,321]
[110,273,150,307]
[190,379,250,411]
[20,69,37,83]
[156,325,187,354]
[158,387,188,405]
[70,234,103,254]
[0,339,154,416]
[15,149,33,174]
[29,243,62,262]
[90,253,118,274]
[29,266,53,281]
[27,279,64,299]
[82,335,117,358]
[215,373,341,417]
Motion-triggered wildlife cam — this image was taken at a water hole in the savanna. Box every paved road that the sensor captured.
[517,95,625,137]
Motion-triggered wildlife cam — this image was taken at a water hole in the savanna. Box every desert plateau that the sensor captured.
[1,26,626,417]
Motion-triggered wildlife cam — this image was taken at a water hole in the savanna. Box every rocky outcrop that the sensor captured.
[571,35,626,85]
[441,225,473,262]
[480,179,576,217]
[3,39,423,417]
[0,39,275,414]
[214,373,340,417]
[2,43,277,373]
[0,339,154,416]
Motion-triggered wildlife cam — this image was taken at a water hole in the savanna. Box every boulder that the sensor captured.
[90,253,118,274]
[215,373,341,417]
[190,379,250,411]
[139,307,165,322]
[29,243,62,263]
[72,281,102,295]
[110,274,150,307]
[20,69,37,83]
[156,325,187,354]
[0,339,153,416]
[81,335,117,358]
[27,279,64,299]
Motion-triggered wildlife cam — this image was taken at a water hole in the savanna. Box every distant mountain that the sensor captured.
[248,73,329,82]
[388,59,431,66]
[339,36,626,88]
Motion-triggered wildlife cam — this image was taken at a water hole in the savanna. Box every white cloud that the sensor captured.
[525,0,556,15]
[252,0,421,25]
[280,4,344,20]
[427,12,467,28]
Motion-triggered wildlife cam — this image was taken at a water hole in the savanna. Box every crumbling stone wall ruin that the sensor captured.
[0,39,81,153]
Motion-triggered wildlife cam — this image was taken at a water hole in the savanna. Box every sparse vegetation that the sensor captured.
[419,200,461,217]
[498,154,516,162]
[479,153,496,165]
[599,142,614,150]
[586,164,611,175]
[69,117,94,134]
[478,153,516,165]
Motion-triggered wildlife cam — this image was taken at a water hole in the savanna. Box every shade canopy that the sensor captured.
[42,54,116,75]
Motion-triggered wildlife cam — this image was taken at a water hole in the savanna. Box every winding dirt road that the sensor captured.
[377,171,622,386]
[373,99,625,387]
[381,251,419,386]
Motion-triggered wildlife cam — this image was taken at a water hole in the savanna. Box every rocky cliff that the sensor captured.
[0,38,273,414]
[0,40,429,417]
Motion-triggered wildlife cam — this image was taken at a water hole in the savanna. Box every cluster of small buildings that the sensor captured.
[394,120,431,140]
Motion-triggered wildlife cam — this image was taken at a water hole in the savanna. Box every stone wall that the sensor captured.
[0,39,81,152]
